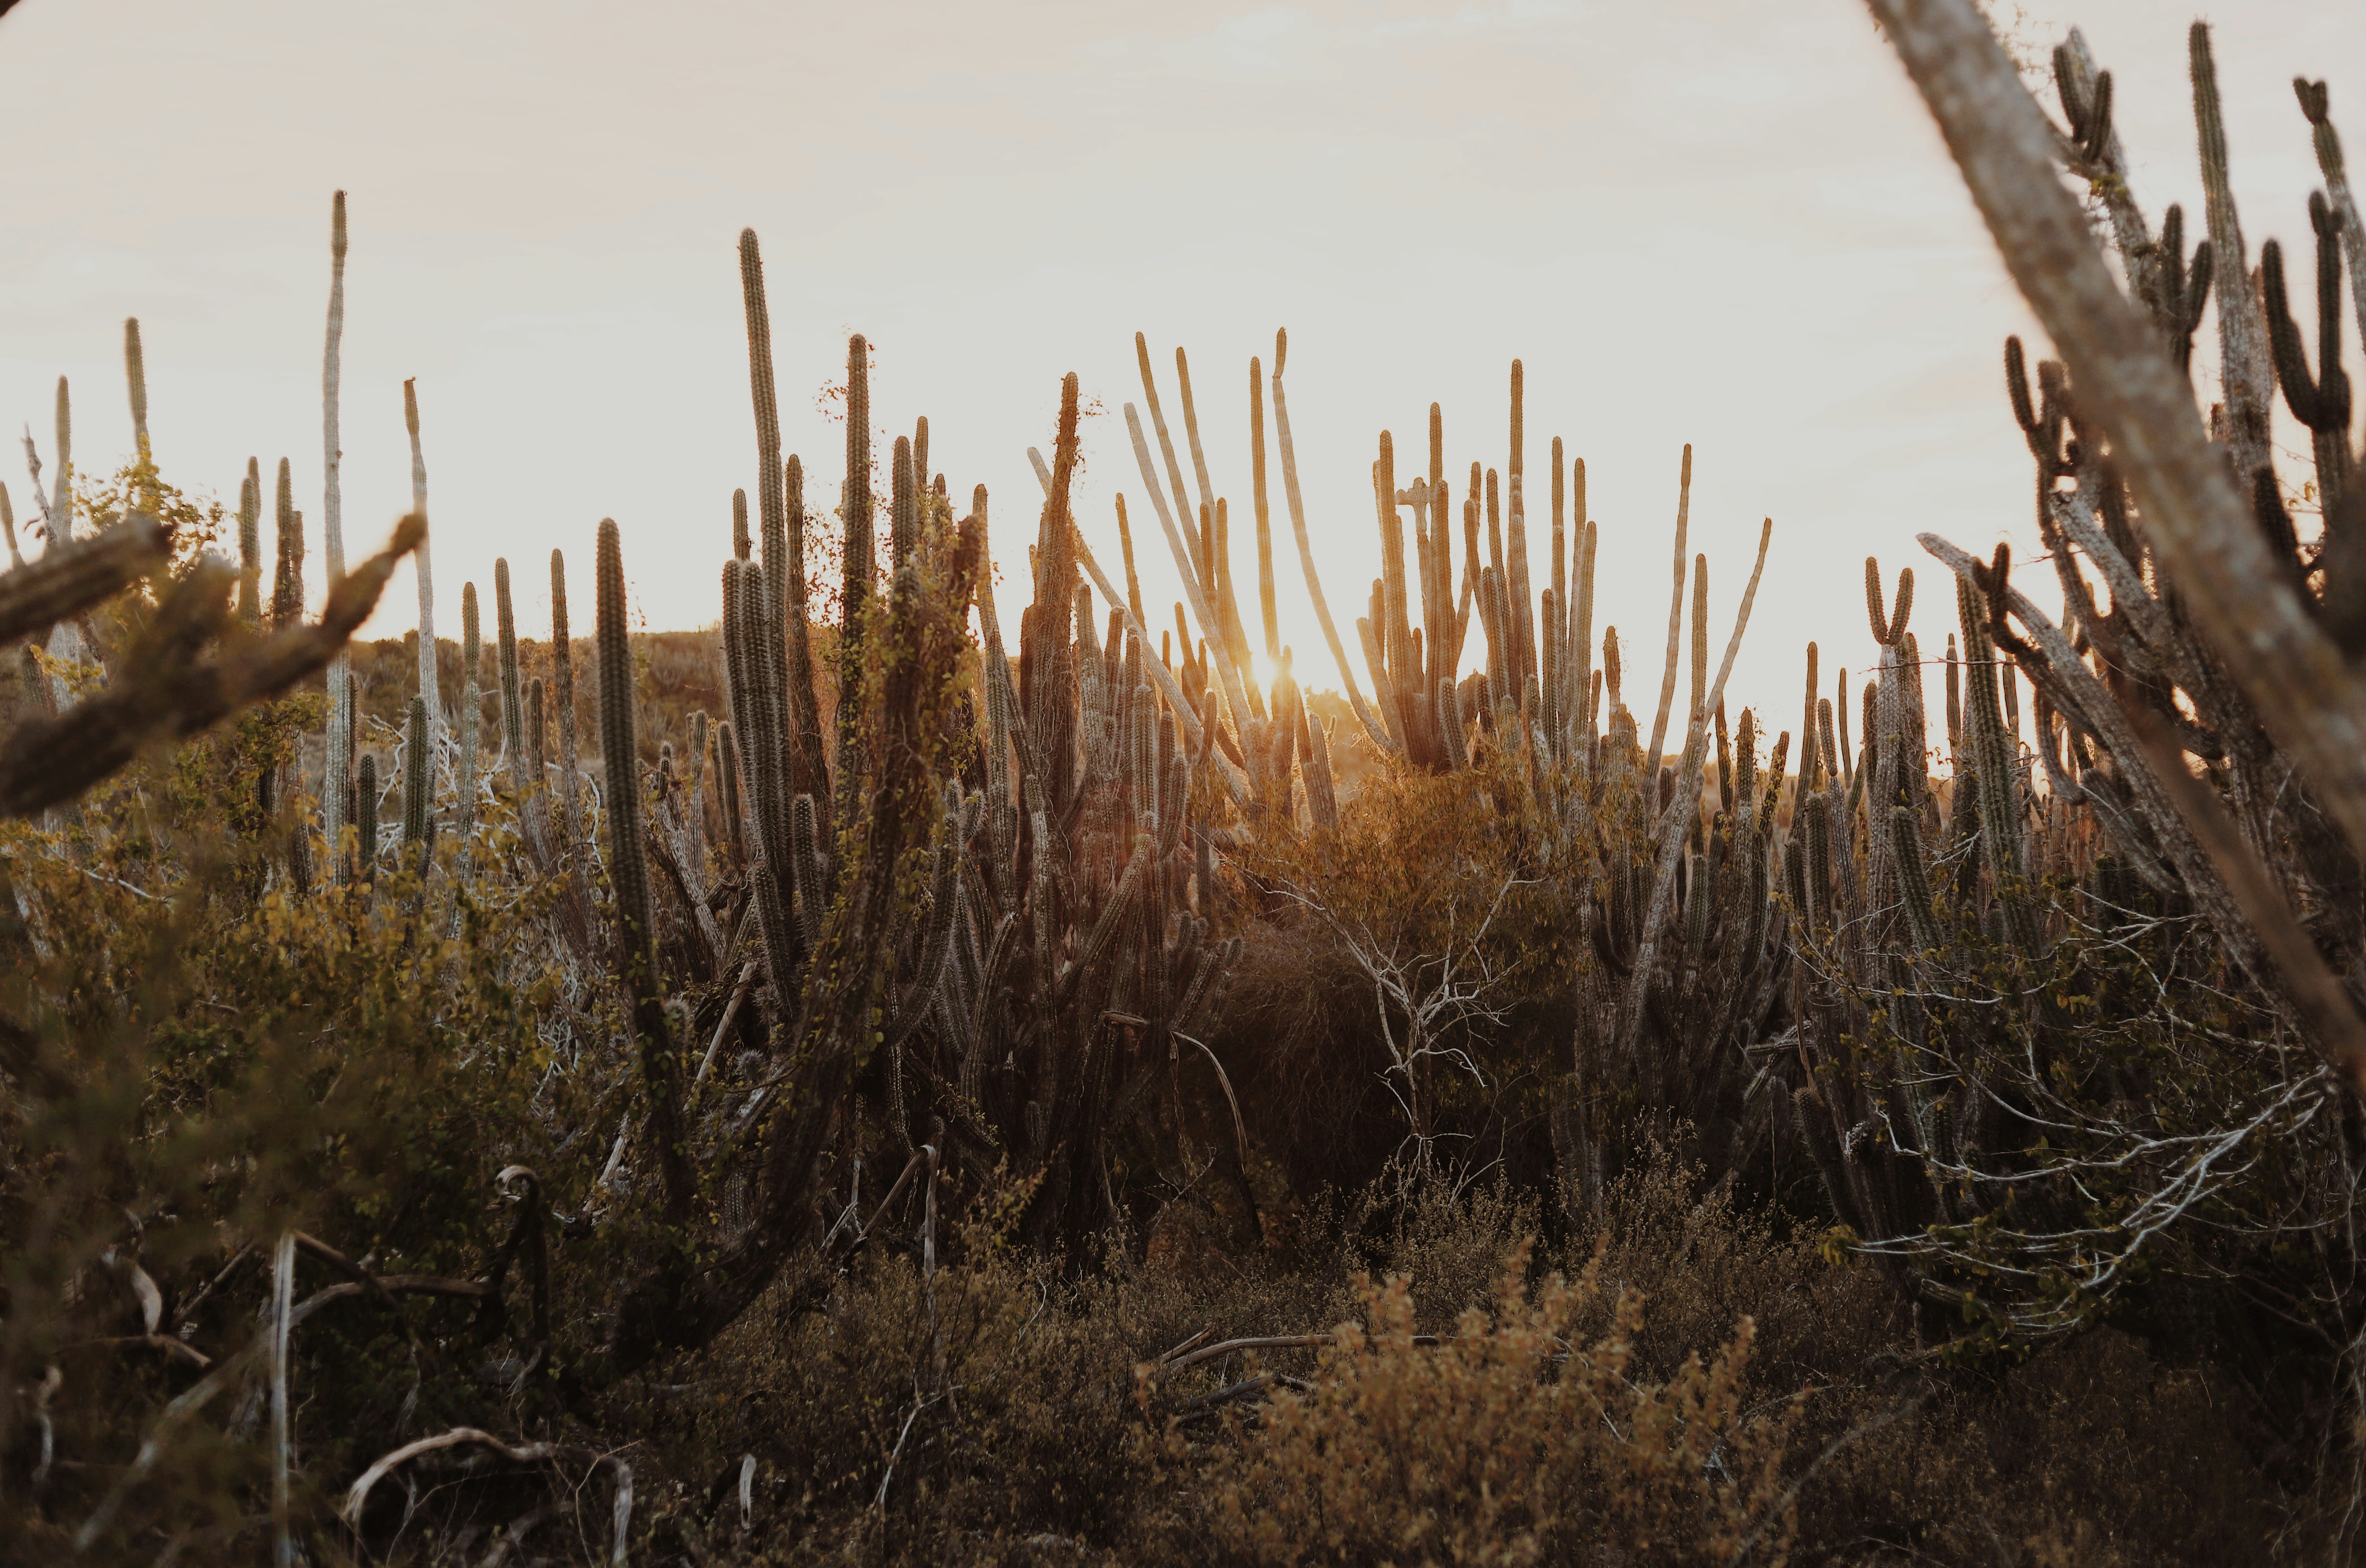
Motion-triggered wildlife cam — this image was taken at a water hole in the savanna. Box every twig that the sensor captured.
[341,1428,632,1568]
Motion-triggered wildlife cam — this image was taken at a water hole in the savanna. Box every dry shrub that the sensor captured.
[1184,1239,1794,1567]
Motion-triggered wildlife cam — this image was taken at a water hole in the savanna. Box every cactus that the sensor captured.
[2295,77,2366,350]
[319,192,354,879]
[494,558,523,782]
[550,550,580,849]
[236,461,261,628]
[1955,573,2041,964]
[458,582,481,846]
[2262,197,2354,513]
[402,694,430,858]
[717,719,747,869]
[2190,24,2276,487]
[402,379,441,728]
[2145,204,2214,371]
[356,752,378,885]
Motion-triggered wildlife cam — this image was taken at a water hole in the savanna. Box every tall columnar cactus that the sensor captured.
[0,484,19,569]
[1250,355,1279,659]
[458,582,481,848]
[495,558,523,780]
[321,191,353,876]
[598,521,652,965]
[550,550,580,848]
[403,379,441,727]
[2190,24,2276,488]
[1645,445,1693,770]
[122,318,155,516]
[356,752,378,887]
[49,374,73,542]
[737,231,826,802]
[237,460,261,628]
[37,376,80,707]
[1956,572,2041,965]
[838,334,875,836]
[272,460,303,631]
[402,695,430,859]
[1506,360,1536,699]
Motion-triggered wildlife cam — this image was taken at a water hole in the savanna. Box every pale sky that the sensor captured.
[2,0,2357,738]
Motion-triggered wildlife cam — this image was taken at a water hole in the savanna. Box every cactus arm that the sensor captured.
[2295,79,2366,359]
[1173,347,1221,567]
[1265,332,1402,757]
[1113,493,1148,633]
[403,379,440,728]
[1133,335,1205,584]
[1644,445,1693,769]
[0,512,167,644]
[2055,30,2159,304]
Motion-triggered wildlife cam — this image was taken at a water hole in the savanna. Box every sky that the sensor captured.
[0,0,2358,743]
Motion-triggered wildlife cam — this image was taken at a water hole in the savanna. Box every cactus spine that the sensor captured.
[403,379,440,728]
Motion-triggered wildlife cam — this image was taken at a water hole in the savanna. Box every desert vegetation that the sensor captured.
[7,2,2366,1561]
